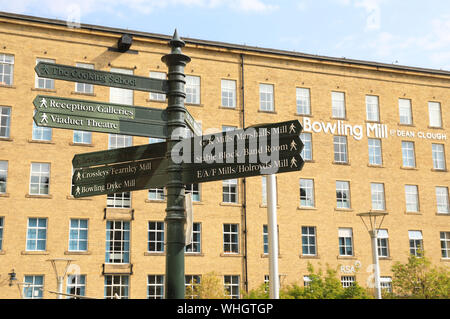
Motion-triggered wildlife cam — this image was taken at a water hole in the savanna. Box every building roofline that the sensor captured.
[1,10,450,78]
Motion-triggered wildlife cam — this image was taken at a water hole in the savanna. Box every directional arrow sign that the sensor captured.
[33,110,168,138]
[72,142,168,168]
[35,62,168,93]
[33,95,201,137]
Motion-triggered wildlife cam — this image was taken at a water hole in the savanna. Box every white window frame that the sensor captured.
[299,178,315,208]
[32,110,52,141]
[147,275,164,299]
[366,95,380,122]
[341,276,355,288]
[331,91,346,119]
[224,275,240,299]
[440,232,450,259]
[435,186,450,214]
[186,75,200,104]
[148,221,165,253]
[432,143,446,170]
[29,162,50,195]
[223,223,239,254]
[405,185,419,212]
[371,183,385,211]
[73,130,92,145]
[368,138,382,165]
[185,275,201,299]
[377,229,389,257]
[259,83,274,112]
[75,63,94,94]
[104,275,129,299]
[35,58,55,89]
[148,188,165,201]
[149,71,166,101]
[301,226,317,256]
[221,79,236,108]
[0,217,4,251]
[300,132,312,161]
[105,221,130,264]
[107,192,131,208]
[296,87,311,115]
[0,53,14,86]
[0,106,11,138]
[399,98,413,125]
[333,135,348,163]
[68,219,88,252]
[428,101,442,128]
[23,275,44,299]
[408,230,423,256]
[338,228,353,256]
[0,161,8,194]
[185,223,201,254]
[26,218,47,251]
[66,275,86,298]
[336,180,351,209]
[401,141,416,168]
[223,179,238,203]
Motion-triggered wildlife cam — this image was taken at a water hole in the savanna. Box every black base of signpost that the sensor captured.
[161,30,191,299]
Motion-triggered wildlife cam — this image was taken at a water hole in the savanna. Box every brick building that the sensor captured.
[0,11,448,299]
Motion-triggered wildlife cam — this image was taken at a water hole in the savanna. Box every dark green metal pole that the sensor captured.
[161,30,191,299]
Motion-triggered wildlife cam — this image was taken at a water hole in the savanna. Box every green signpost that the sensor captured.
[34,31,305,299]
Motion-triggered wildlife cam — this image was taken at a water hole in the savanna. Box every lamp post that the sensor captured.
[47,258,74,299]
[356,211,388,299]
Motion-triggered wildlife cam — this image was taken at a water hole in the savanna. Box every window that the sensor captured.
[300,132,312,161]
[29,163,50,195]
[301,226,317,256]
[221,79,236,108]
[0,54,14,85]
[185,275,201,299]
[405,185,419,212]
[147,275,164,299]
[377,229,389,257]
[259,83,274,112]
[149,71,166,101]
[0,106,11,138]
[371,183,385,211]
[408,230,423,256]
[303,276,312,287]
[435,187,449,214]
[428,102,442,127]
[366,95,379,122]
[185,223,201,253]
[32,110,52,141]
[23,275,44,299]
[224,275,240,299]
[148,188,165,201]
[73,131,92,144]
[331,91,346,119]
[0,161,7,194]
[296,88,311,115]
[108,134,132,149]
[336,181,351,209]
[399,99,413,125]
[380,277,392,293]
[440,232,450,259]
[110,67,133,105]
[223,179,238,203]
[341,276,355,288]
[333,136,348,163]
[35,58,55,89]
[368,138,382,165]
[223,224,239,254]
[432,144,446,170]
[107,192,131,208]
[66,275,86,298]
[105,221,130,264]
[69,219,88,252]
[299,178,314,208]
[104,275,129,299]
[26,218,47,251]
[75,63,94,94]
[338,228,353,256]
[262,225,280,255]
[401,141,416,168]
[185,184,200,202]
[186,75,200,104]
[148,221,164,253]
[0,217,3,251]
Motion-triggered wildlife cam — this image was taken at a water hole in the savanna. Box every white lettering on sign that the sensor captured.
[303,118,447,141]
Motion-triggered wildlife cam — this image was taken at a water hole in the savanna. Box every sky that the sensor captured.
[2,0,450,71]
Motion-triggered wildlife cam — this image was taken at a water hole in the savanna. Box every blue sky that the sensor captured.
[3,0,450,70]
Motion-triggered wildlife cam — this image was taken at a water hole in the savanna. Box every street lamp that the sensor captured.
[356,211,388,299]
[47,258,74,299]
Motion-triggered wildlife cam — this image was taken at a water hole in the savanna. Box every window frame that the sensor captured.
[0,106,11,138]
[105,220,130,264]
[331,91,346,119]
[296,87,311,115]
[401,141,416,168]
[0,53,14,86]
[365,95,380,122]
[259,83,274,112]
[333,135,348,164]
[223,223,239,254]
[148,221,165,253]
[221,79,236,108]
